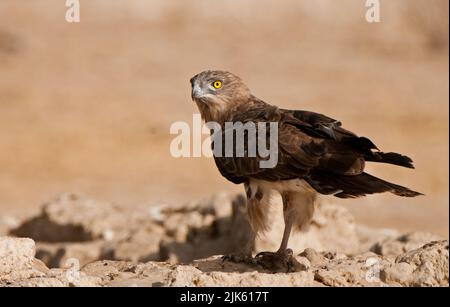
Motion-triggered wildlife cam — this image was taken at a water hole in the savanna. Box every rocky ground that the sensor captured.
[0,193,448,287]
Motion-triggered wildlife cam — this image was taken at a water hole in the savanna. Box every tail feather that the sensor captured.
[307,171,423,198]
[366,152,415,169]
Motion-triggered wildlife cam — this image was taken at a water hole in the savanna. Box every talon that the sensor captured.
[255,249,301,273]
[285,248,293,256]
[255,251,272,258]
[221,255,230,262]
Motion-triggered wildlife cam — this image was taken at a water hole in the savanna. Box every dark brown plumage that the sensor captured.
[190,70,421,272]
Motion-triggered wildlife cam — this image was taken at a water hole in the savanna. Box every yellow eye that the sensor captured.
[212,80,222,89]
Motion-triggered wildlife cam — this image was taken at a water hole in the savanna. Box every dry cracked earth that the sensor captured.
[0,193,448,287]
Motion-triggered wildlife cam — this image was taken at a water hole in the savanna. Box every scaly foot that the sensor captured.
[255,248,301,273]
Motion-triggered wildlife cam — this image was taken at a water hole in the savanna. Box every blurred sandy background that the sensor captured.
[0,0,448,236]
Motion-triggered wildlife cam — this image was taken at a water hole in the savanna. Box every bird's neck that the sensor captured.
[197,95,272,125]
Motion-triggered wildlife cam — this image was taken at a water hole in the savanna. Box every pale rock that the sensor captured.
[10,193,153,242]
[0,236,43,282]
[371,232,444,256]
[299,248,327,266]
[35,241,104,268]
[356,225,399,253]
[380,262,414,285]
[393,240,449,286]
[2,194,448,287]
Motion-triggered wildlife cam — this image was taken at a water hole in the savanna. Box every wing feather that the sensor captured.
[212,103,367,182]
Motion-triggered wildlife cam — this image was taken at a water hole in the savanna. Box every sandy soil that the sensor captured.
[0,1,448,236]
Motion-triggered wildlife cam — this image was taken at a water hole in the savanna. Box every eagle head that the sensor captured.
[190,70,251,122]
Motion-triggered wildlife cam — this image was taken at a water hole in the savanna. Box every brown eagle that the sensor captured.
[190,70,421,272]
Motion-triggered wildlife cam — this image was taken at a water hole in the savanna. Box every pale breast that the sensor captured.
[250,178,317,195]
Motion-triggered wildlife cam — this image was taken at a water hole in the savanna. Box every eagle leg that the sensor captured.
[255,190,316,272]
[255,198,302,273]
[278,204,295,253]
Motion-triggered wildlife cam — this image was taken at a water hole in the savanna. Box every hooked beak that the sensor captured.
[191,83,204,100]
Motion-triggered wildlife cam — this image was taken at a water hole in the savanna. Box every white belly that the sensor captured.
[249,178,316,195]
[246,178,318,232]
